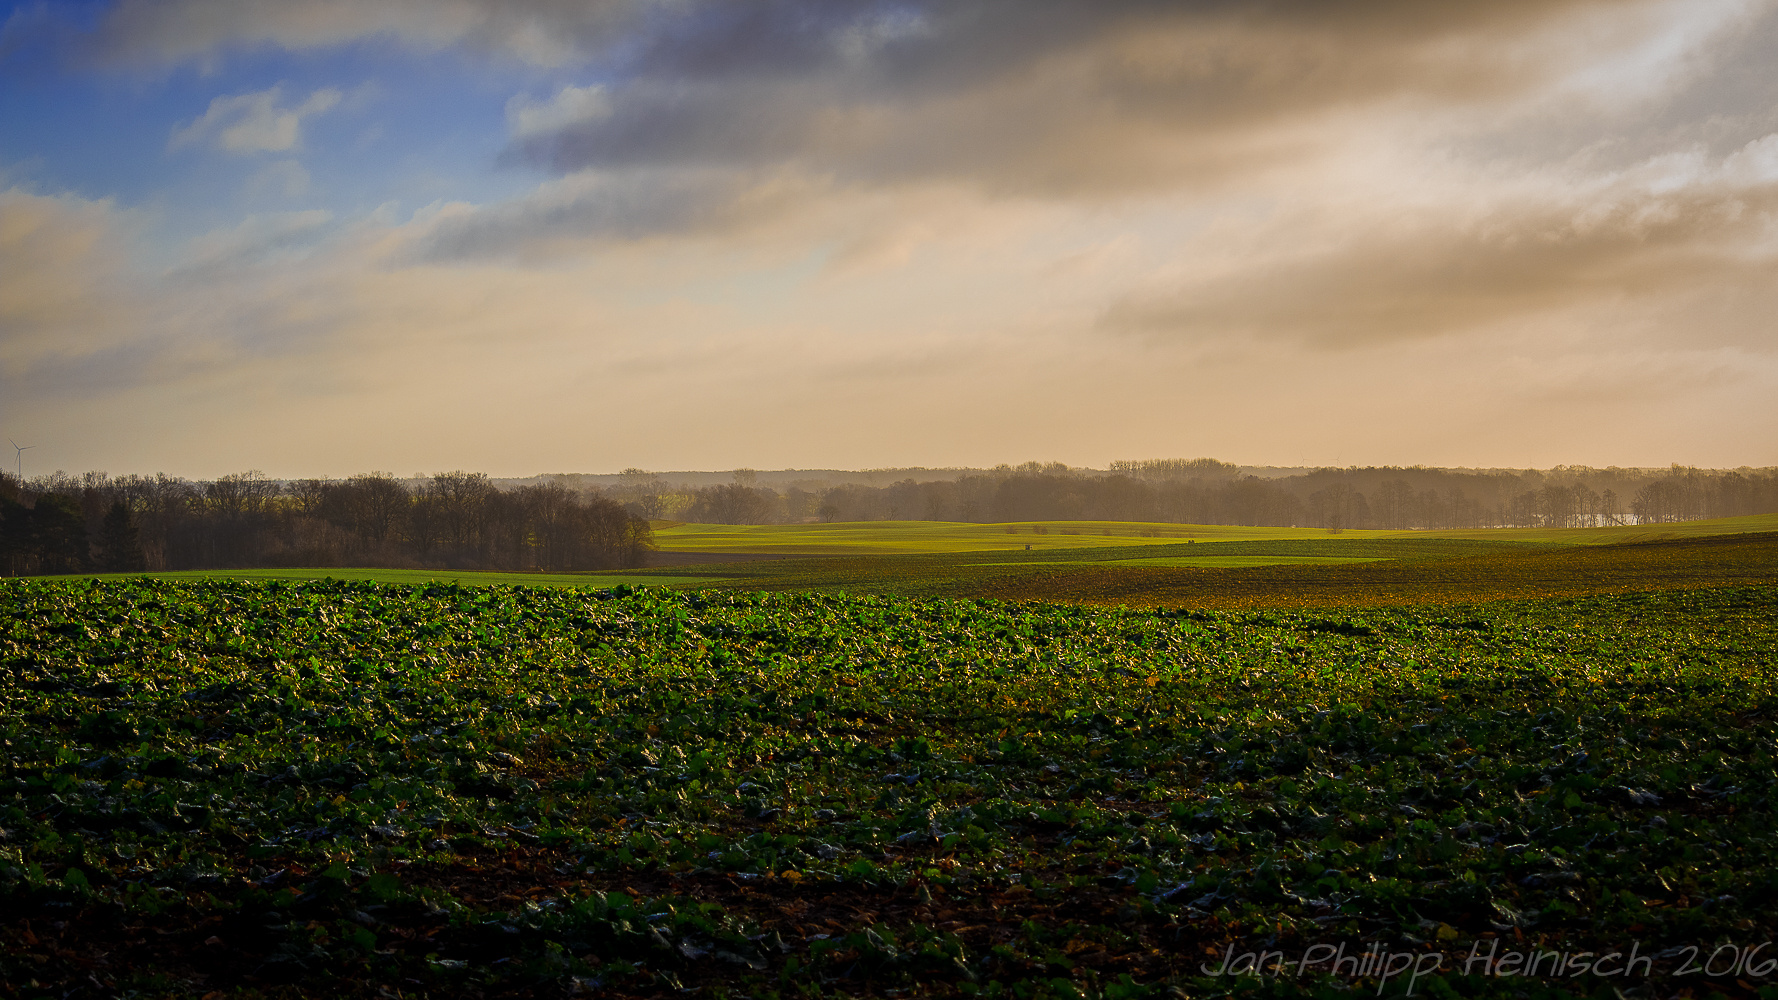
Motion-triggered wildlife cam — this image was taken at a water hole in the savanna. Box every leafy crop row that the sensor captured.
[2,577,1775,998]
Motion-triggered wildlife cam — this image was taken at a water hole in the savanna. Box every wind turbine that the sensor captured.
[8,438,34,482]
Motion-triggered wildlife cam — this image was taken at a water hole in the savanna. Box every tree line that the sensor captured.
[0,471,652,577]
[603,460,1778,530]
[5,459,1772,576]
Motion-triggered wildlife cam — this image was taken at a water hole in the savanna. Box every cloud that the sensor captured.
[0,187,141,375]
[7,173,1773,476]
[501,1,1672,194]
[0,185,349,391]
[89,0,653,68]
[10,0,1778,474]
[82,2,1718,185]
[1100,136,1778,346]
[64,1,1778,209]
[406,168,819,261]
[417,1,1749,255]
[170,85,341,154]
[244,159,312,197]
[506,84,611,140]
[176,209,335,275]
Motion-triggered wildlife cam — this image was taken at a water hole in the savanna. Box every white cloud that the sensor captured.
[506,84,610,140]
[171,85,342,155]
[1723,133,1778,184]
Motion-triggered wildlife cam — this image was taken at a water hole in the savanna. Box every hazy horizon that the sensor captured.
[5,1,1777,477]
[12,458,1778,490]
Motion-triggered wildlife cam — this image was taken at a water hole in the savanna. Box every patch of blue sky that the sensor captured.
[2,7,605,245]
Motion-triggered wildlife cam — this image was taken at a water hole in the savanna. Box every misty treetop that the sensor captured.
[0,471,651,577]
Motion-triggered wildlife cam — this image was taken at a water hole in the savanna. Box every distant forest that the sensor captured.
[613,459,1778,531]
[0,472,652,577]
[3,459,1774,576]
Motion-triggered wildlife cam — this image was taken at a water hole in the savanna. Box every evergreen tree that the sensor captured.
[98,500,147,572]
[30,495,89,574]
[0,494,28,576]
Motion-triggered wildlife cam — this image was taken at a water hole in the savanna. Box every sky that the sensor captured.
[2,0,1776,479]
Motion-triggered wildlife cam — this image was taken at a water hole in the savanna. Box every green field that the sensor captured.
[3,577,1776,998]
[650,520,1394,555]
[48,515,1778,610]
[651,512,1778,556]
[54,523,1778,615]
[8,516,1777,996]
[605,531,1778,610]
[975,555,1389,569]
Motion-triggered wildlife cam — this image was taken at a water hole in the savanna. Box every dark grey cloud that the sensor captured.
[82,0,654,68]
[52,0,1766,209]
[505,0,1634,193]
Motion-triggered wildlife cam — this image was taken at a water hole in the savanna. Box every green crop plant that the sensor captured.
[2,576,1775,997]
